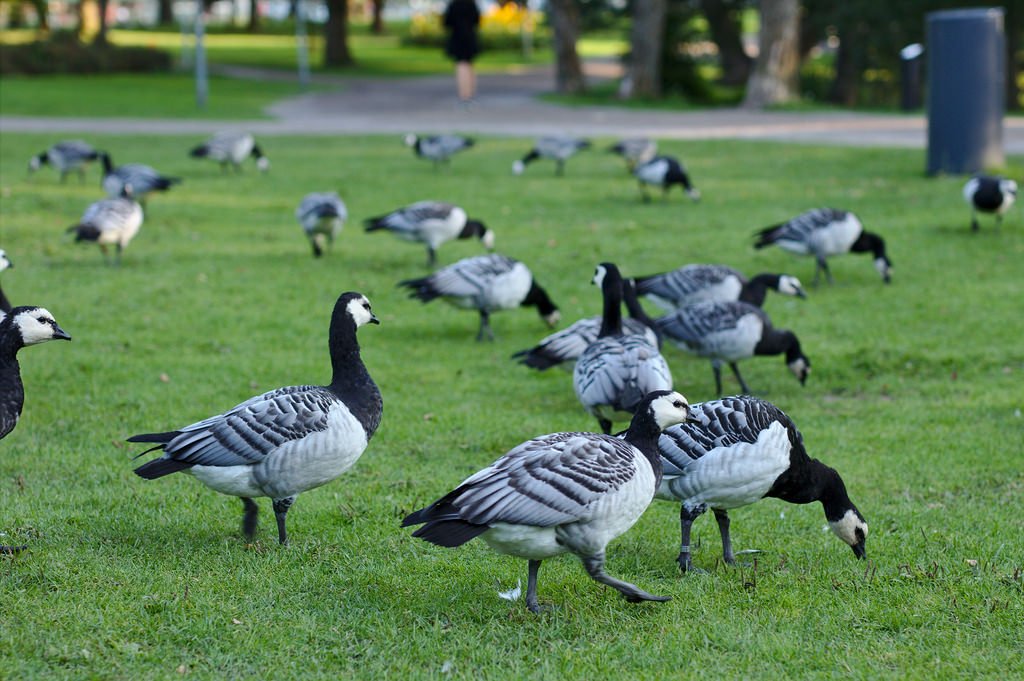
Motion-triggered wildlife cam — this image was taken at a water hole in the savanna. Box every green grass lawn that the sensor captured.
[0,133,1022,679]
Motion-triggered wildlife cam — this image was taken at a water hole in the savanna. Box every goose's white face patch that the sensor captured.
[592,264,608,288]
[28,156,42,171]
[0,250,10,273]
[481,229,496,250]
[403,133,417,148]
[14,308,64,345]
[256,156,271,173]
[346,296,376,327]
[828,509,868,547]
[542,310,561,328]
[788,357,810,383]
[512,160,525,175]
[778,275,805,297]
[650,391,692,430]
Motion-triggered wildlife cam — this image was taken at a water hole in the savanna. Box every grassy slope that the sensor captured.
[0,133,1021,680]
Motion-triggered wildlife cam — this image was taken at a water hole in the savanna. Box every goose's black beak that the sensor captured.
[851,539,866,560]
[53,324,72,341]
[369,314,380,325]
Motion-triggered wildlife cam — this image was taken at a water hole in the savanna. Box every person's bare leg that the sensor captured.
[456,61,475,101]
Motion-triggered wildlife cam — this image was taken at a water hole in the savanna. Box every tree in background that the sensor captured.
[548,0,585,93]
[625,0,667,97]
[700,0,751,86]
[371,0,386,34]
[324,0,353,66]
[743,0,800,108]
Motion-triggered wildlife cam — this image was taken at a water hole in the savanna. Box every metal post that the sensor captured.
[194,1,208,110]
[295,0,311,90]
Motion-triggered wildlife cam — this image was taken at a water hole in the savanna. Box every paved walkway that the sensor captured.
[3,62,1023,153]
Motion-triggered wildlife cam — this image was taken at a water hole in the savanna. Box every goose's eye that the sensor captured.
[673,400,685,409]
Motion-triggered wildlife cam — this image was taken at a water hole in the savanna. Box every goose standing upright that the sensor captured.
[633,155,700,202]
[963,176,1017,231]
[402,390,695,613]
[754,208,891,285]
[101,153,181,200]
[190,132,270,173]
[363,201,494,266]
[0,250,12,318]
[1,306,71,554]
[609,138,657,172]
[28,140,101,183]
[66,196,144,265]
[511,278,658,371]
[573,263,674,434]
[296,192,347,258]
[129,292,382,545]
[398,254,560,341]
[656,395,868,571]
[655,301,810,396]
[512,136,591,176]
[632,264,806,312]
[404,134,475,167]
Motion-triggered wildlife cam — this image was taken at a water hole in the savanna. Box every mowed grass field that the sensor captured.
[0,132,1021,679]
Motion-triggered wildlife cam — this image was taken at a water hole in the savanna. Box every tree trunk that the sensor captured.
[548,0,585,94]
[371,0,385,34]
[324,0,353,67]
[742,0,800,109]
[248,0,260,31]
[700,0,751,86]
[157,0,173,25]
[625,0,666,98]
[94,0,109,44]
[827,31,860,106]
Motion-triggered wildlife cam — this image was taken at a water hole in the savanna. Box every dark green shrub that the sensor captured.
[0,33,172,75]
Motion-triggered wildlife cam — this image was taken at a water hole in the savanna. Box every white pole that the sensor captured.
[195,1,208,109]
[295,0,311,89]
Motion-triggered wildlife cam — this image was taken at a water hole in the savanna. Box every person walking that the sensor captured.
[443,0,482,104]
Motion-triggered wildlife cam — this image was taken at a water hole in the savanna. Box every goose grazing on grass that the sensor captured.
[655,301,810,397]
[632,264,806,312]
[574,263,673,434]
[190,132,269,173]
[656,395,867,572]
[66,197,144,265]
[297,192,347,258]
[404,134,475,167]
[511,278,658,372]
[1,306,71,554]
[512,136,591,176]
[28,140,101,183]
[403,390,695,613]
[398,254,560,341]
[609,138,657,172]
[101,153,181,200]
[0,250,12,318]
[754,208,891,285]
[963,176,1017,231]
[129,292,382,546]
[634,155,700,202]
[364,201,494,266]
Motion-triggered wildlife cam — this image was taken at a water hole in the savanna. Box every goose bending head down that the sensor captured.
[403,390,696,613]
[128,292,383,546]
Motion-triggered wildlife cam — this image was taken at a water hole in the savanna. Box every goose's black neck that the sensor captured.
[740,274,778,307]
[100,153,113,174]
[326,305,382,438]
[755,327,800,361]
[0,319,25,362]
[598,265,624,338]
[623,411,665,487]
[0,284,11,315]
[851,231,887,259]
[522,281,558,316]
[623,279,661,345]
[459,220,486,241]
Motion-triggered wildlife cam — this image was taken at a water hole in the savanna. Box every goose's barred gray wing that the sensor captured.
[656,303,766,344]
[405,432,640,535]
[297,193,347,224]
[131,385,337,475]
[403,254,516,300]
[574,335,672,414]
[658,397,790,473]
[635,265,741,301]
[755,208,848,245]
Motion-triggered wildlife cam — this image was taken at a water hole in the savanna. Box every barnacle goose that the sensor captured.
[655,301,810,397]
[609,138,658,172]
[190,132,269,173]
[297,192,347,258]
[0,250,12,318]
[656,395,867,571]
[403,390,695,613]
[398,253,560,341]
[633,155,700,203]
[364,201,495,266]
[404,134,475,167]
[129,292,382,545]
[100,153,181,200]
[28,140,101,182]
[512,136,591,176]
[632,264,806,312]
[66,197,144,265]
[963,176,1017,231]
[754,208,891,285]
[1,306,71,554]
[511,278,658,372]
[574,263,673,434]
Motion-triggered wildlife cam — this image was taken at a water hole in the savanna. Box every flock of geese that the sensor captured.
[1,132,1017,612]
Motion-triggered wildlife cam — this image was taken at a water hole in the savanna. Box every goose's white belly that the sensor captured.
[190,404,369,500]
[657,421,791,509]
